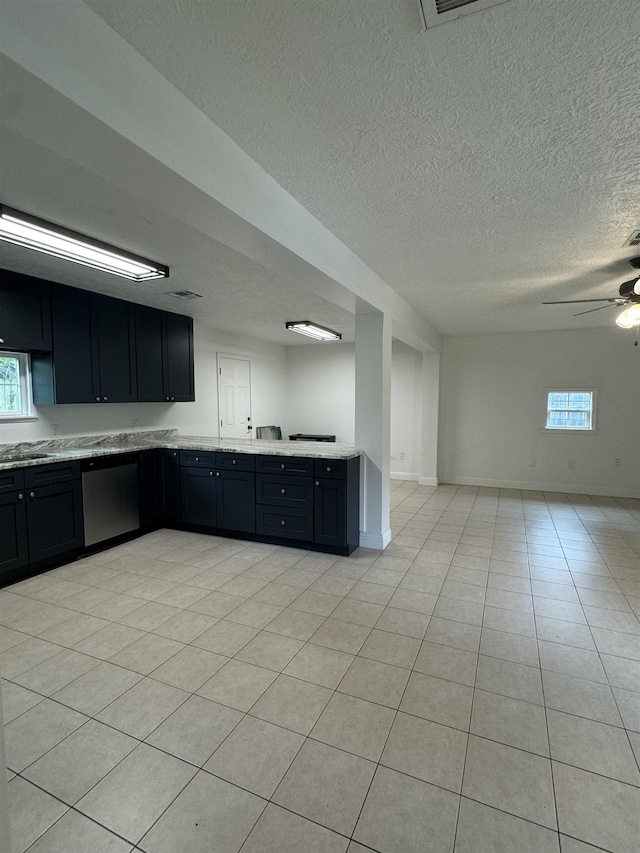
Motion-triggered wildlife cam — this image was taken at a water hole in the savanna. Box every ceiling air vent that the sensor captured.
[166,290,203,300]
[417,0,511,29]
[624,230,640,248]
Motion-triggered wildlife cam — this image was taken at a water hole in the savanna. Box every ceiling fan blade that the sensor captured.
[542,298,621,305]
[572,304,618,317]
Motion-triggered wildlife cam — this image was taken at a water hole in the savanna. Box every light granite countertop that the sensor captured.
[0,430,361,470]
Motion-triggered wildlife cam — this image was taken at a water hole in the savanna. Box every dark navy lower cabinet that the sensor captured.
[160,450,181,521]
[256,506,313,541]
[0,491,29,578]
[216,469,255,533]
[139,449,160,526]
[0,471,83,585]
[26,480,83,563]
[314,456,360,554]
[181,467,217,527]
[314,477,347,548]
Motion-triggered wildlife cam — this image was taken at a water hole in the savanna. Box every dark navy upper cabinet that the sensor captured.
[135,305,166,402]
[135,307,194,403]
[93,294,137,403]
[216,469,255,533]
[0,269,52,352]
[30,279,194,406]
[164,313,194,402]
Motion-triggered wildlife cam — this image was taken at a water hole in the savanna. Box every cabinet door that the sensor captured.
[94,294,137,402]
[0,491,29,579]
[313,478,347,548]
[26,480,83,563]
[139,449,160,525]
[0,269,52,352]
[160,450,181,520]
[164,313,194,402]
[37,284,98,404]
[181,467,217,527]
[216,470,255,533]
[135,306,166,402]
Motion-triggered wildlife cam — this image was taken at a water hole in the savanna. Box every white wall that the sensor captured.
[391,341,423,480]
[284,343,355,443]
[0,321,288,445]
[439,328,640,497]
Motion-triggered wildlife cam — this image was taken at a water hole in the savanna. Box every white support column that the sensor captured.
[355,310,392,550]
[420,351,440,486]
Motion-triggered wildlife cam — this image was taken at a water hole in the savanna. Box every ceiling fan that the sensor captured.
[543,259,640,328]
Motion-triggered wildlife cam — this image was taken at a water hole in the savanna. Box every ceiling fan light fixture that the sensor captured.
[0,204,169,281]
[286,321,341,341]
[615,303,640,329]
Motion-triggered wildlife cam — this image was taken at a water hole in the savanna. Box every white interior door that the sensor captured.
[218,355,252,438]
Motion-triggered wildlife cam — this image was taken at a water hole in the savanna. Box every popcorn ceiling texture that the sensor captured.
[83,0,640,336]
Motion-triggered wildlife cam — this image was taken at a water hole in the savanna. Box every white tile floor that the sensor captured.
[2,481,640,852]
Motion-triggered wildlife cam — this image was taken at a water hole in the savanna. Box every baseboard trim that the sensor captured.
[359,528,392,550]
[391,472,420,481]
[418,476,439,486]
[442,476,640,500]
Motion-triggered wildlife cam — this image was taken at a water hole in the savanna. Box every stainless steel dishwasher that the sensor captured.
[81,452,140,546]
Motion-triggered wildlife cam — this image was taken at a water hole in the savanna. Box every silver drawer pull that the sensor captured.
[18,493,24,500]
[29,491,35,498]
[326,466,332,472]
[195,457,199,462]
[281,488,286,494]
[232,459,237,465]
[280,520,286,526]
[216,472,220,477]
[315,481,320,486]
[280,463,285,469]
[209,471,213,476]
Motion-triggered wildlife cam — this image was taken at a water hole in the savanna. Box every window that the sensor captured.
[545,389,595,431]
[0,352,33,419]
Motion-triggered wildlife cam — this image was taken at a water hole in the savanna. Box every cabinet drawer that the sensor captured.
[256,474,313,508]
[179,450,217,469]
[313,459,347,479]
[0,469,25,495]
[256,505,313,541]
[216,453,255,472]
[255,455,313,477]
[24,461,80,487]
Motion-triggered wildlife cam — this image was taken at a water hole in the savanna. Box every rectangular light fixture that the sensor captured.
[0,204,169,281]
[286,321,341,341]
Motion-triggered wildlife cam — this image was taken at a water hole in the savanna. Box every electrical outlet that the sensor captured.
[400,451,406,460]
[52,423,60,436]
[614,457,621,467]
[528,456,535,467]
[132,419,139,430]
[568,459,575,469]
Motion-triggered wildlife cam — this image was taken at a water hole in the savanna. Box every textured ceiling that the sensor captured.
[79,0,640,336]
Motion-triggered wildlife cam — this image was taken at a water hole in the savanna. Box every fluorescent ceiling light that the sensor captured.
[0,205,169,281]
[615,302,640,328]
[286,321,342,341]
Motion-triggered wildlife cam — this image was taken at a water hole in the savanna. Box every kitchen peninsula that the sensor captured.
[0,431,362,588]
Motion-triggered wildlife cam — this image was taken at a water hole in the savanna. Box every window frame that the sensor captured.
[543,388,597,433]
[0,351,36,422]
